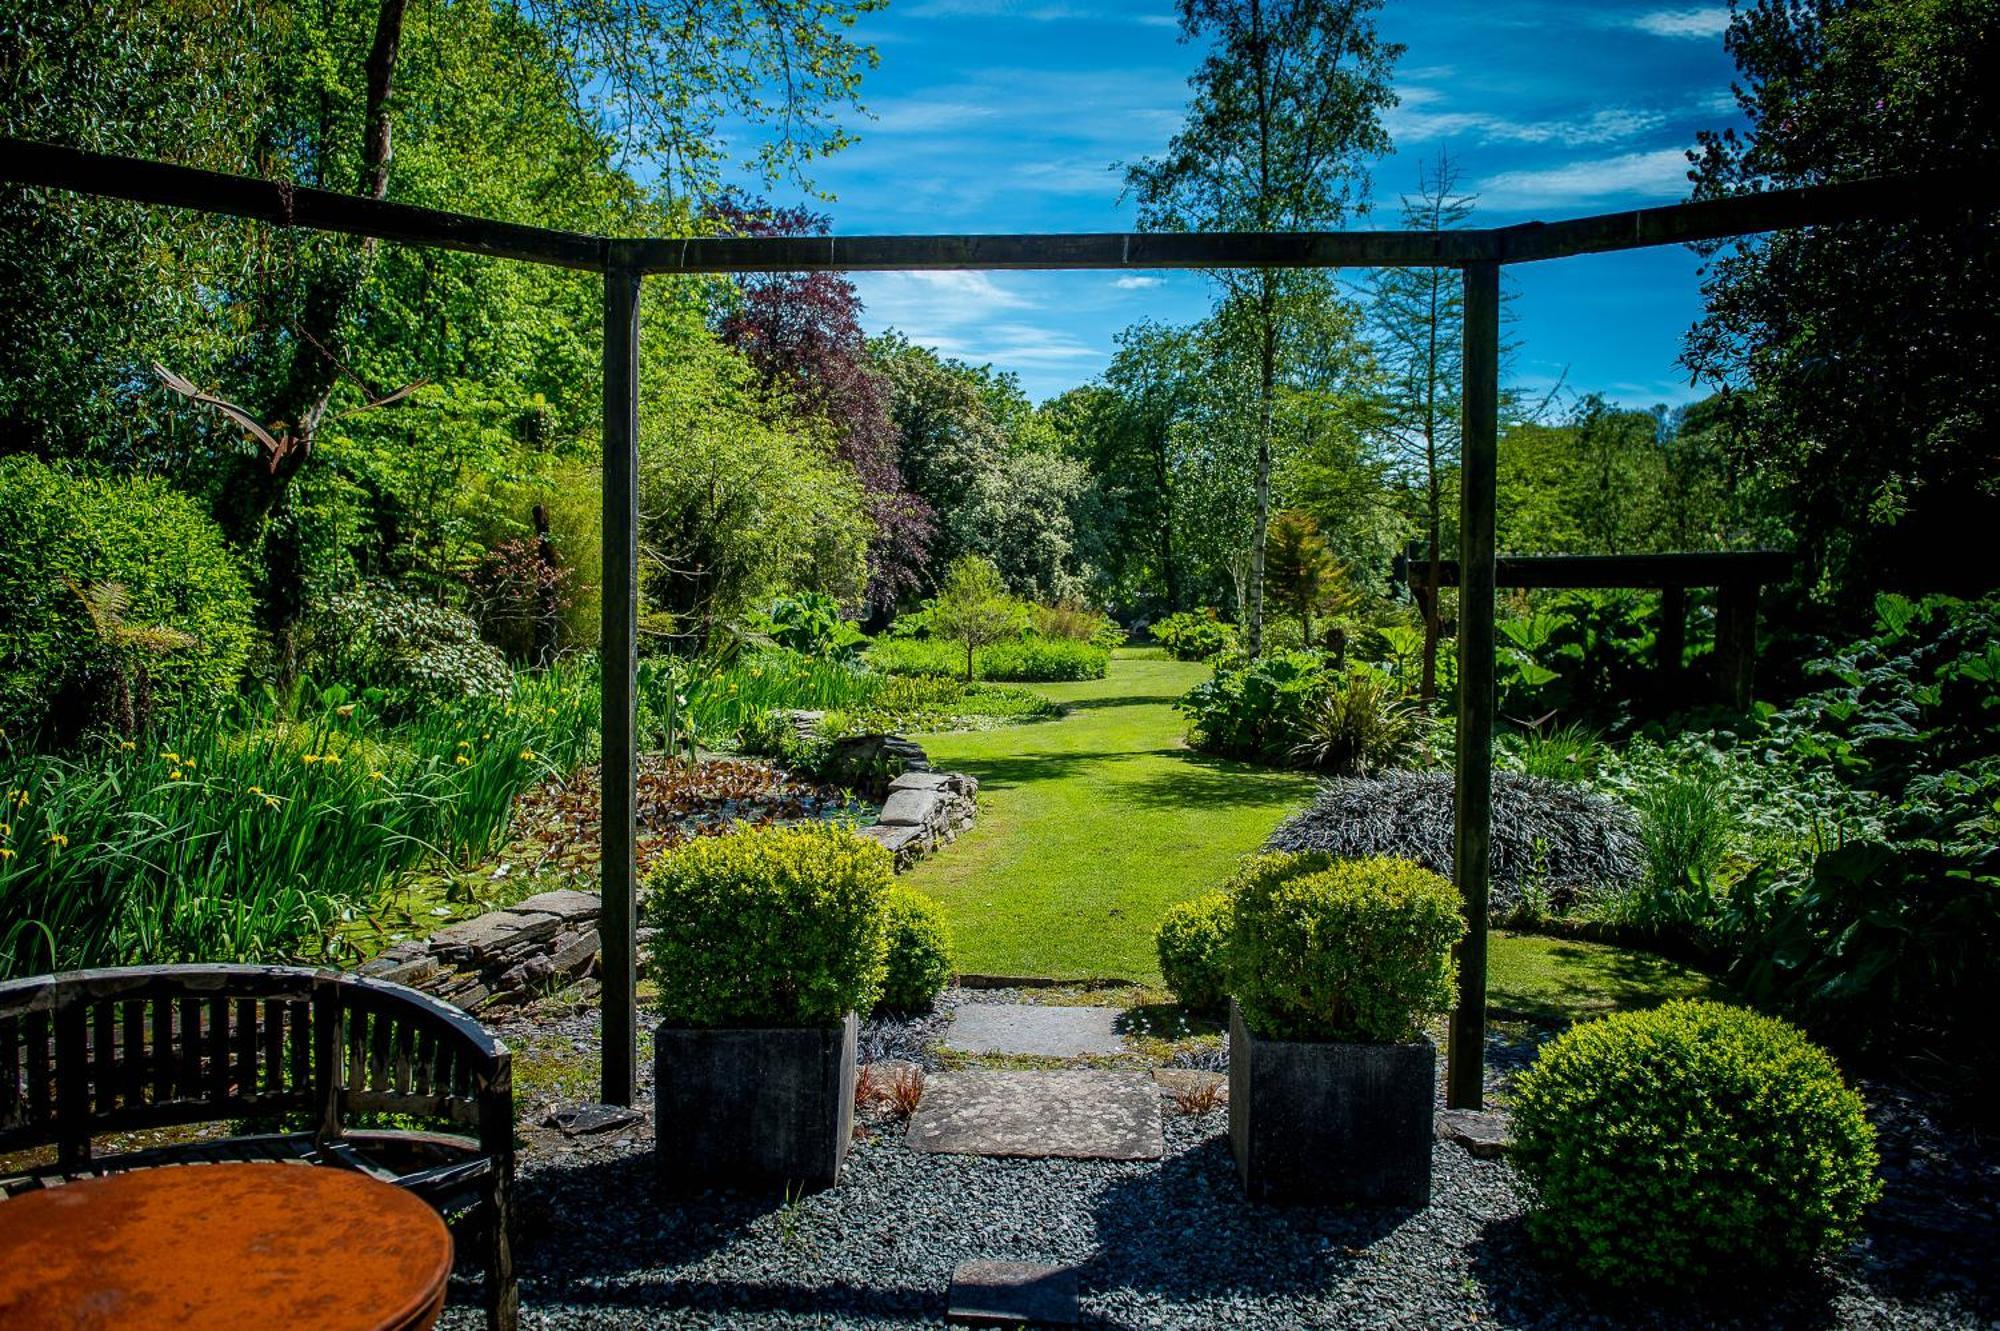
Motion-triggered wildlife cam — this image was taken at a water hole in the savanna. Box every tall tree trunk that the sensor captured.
[220,0,409,676]
[1154,431,1179,611]
[1418,260,1444,703]
[1249,274,1276,658]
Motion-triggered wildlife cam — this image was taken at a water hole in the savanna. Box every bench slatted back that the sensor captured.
[0,965,507,1165]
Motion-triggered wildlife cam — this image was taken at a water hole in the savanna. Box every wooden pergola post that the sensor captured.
[1715,579,1760,711]
[599,255,643,1106]
[1447,260,1499,1111]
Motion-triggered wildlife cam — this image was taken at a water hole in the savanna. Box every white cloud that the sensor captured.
[1477,148,1692,210]
[850,273,1105,387]
[865,99,1000,135]
[1628,7,1731,39]
[1012,158,1123,196]
[1389,101,1667,149]
[1113,275,1163,290]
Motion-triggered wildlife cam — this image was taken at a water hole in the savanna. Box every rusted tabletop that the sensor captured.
[0,1162,453,1330]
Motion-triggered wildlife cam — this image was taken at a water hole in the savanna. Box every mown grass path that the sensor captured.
[903,647,1721,1017]
[902,647,1317,982]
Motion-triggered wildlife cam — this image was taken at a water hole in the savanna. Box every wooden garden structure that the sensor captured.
[1400,548,1795,707]
[0,136,1979,1112]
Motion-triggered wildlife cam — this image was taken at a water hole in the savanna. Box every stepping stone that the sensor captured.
[908,1070,1162,1160]
[947,1259,1079,1326]
[1435,1107,1512,1159]
[945,1004,1125,1058]
[543,1103,646,1138]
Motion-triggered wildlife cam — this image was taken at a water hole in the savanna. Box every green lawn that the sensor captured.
[902,647,1317,981]
[1486,930,1718,1022]
[904,646,1720,1020]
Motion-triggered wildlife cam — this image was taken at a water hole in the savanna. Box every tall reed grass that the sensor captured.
[0,659,598,977]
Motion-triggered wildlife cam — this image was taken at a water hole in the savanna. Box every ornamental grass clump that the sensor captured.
[1154,891,1234,1014]
[877,886,955,1012]
[645,822,892,1027]
[1511,999,1880,1287]
[1227,854,1462,1043]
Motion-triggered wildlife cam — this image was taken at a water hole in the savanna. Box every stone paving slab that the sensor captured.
[947,1259,1079,1326]
[908,1070,1162,1160]
[944,1004,1125,1057]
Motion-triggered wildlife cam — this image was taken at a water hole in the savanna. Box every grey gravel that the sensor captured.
[440,1108,1987,1330]
[451,995,1992,1330]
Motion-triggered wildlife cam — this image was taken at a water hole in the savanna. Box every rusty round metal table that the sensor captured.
[0,1162,453,1330]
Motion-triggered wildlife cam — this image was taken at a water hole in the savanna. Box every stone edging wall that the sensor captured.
[359,742,979,1014]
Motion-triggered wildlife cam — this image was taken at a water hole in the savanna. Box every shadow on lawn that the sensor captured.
[1110,751,1318,812]
[946,748,1155,791]
[1037,693,1182,713]
[1489,937,1718,1024]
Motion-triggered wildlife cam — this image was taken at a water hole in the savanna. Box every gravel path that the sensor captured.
[442,1109,1985,1330]
[443,992,1991,1330]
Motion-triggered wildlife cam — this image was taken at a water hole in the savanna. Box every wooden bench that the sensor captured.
[0,964,515,1330]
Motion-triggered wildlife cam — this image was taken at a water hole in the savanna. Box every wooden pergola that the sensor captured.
[2,137,1979,1112]
[1400,549,1796,707]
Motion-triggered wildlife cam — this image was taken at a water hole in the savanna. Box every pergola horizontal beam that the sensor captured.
[1489,169,1992,265]
[1406,550,1794,590]
[6,138,1985,277]
[628,229,1493,272]
[0,139,605,271]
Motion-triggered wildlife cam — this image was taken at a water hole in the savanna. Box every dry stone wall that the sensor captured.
[358,736,978,1013]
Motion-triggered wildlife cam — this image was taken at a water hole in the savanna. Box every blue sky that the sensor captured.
[774,1,1744,409]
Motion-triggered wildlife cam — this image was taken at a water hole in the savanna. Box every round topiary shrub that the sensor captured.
[1228,855,1462,1042]
[1264,768,1642,920]
[1154,892,1234,1014]
[0,456,254,741]
[1510,999,1880,1286]
[645,822,892,1027]
[878,886,956,1012]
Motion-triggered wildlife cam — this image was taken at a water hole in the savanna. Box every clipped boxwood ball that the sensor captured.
[1155,892,1233,1014]
[878,886,956,1012]
[1511,999,1880,1286]
[645,822,891,1027]
[1228,854,1461,1043]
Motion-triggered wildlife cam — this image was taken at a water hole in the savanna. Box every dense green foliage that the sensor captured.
[867,637,1109,683]
[1720,594,2000,1067]
[1177,652,1327,765]
[1151,609,1237,661]
[1154,891,1234,1014]
[0,664,597,977]
[645,823,892,1027]
[0,457,254,743]
[878,886,956,1013]
[1512,1001,1880,1286]
[1179,653,1423,773]
[1228,853,1461,1043]
[307,583,513,718]
[1685,0,1999,601]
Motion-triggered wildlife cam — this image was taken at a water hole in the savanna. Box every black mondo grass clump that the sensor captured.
[1265,769,1642,919]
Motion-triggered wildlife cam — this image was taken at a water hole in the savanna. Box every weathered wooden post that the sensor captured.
[1658,584,1687,685]
[1447,260,1499,1111]
[599,251,643,1107]
[1715,579,1760,710]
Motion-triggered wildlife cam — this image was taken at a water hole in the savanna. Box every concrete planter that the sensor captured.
[1228,1001,1433,1207]
[654,1011,857,1193]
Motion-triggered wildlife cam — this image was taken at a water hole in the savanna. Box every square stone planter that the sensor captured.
[1228,1001,1433,1208]
[654,1011,857,1193]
